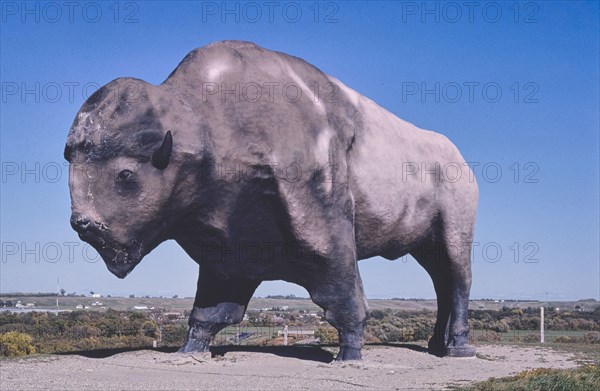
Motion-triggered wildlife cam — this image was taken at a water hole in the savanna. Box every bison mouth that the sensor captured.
[77,229,144,279]
[98,243,144,279]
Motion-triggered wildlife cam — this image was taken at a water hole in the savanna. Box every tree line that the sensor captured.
[1,306,598,357]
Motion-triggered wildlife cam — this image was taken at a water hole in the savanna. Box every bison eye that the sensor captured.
[116,169,135,181]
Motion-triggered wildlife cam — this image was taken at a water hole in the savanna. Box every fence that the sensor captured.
[2,312,597,355]
[470,328,590,343]
[212,325,317,346]
[0,321,321,350]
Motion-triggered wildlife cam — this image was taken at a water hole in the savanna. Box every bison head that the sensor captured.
[65,78,179,278]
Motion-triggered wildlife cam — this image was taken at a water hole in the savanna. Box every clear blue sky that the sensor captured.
[1,1,598,300]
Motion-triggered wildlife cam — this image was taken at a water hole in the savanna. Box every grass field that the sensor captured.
[457,364,600,391]
[471,329,589,343]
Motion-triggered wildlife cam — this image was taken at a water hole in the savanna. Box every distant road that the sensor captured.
[1,308,72,314]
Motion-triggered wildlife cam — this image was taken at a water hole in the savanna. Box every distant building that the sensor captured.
[91,293,102,298]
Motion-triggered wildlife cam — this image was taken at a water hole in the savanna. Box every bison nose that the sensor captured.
[70,216,92,233]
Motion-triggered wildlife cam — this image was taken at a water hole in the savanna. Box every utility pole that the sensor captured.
[56,277,59,309]
[540,306,544,343]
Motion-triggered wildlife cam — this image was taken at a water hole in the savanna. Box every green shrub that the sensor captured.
[522,333,540,343]
[583,331,600,344]
[370,310,387,320]
[366,313,434,343]
[364,329,381,343]
[72,325,101,339]
[462,365,600,391]
[314,327,338,344]
[160,324,188,346]
[141,320,159,338]
[476,331,501,343]
[554,335,580,343]
[0,331,36,356]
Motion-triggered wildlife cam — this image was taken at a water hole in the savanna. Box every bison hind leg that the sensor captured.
[306,257,369,361]
[412,233,476,358]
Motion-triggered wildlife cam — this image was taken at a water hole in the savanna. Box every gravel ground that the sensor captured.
[0,344,580,390]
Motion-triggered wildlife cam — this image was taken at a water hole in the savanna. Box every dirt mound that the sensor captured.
[0,344,579,390]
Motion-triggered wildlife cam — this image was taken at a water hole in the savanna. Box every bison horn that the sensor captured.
[151,130,172,170]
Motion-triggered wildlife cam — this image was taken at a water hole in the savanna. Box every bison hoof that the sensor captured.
[445,344,476,357]
[336,347,362,361]
[178,338,211,353]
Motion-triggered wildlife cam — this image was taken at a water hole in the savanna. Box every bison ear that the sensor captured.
[151,131,172,170]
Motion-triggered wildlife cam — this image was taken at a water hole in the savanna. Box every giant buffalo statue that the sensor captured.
[65,41,478,360]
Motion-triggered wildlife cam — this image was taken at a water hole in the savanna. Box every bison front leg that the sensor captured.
[179,268,259,353]
[306,247,369,361]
